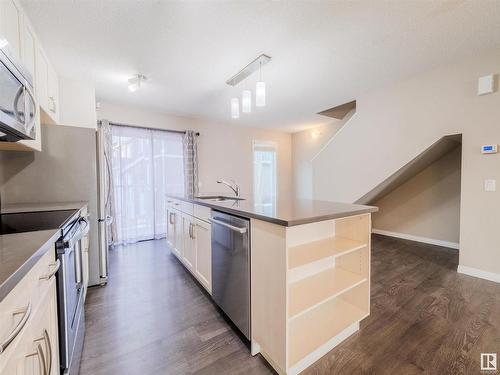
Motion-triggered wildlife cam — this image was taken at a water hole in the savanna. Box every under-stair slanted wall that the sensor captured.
[309,49,500,281]
[356,134,462,205]
[311,74,463,204]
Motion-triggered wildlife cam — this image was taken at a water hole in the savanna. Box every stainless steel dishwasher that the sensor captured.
[209,210,250,340]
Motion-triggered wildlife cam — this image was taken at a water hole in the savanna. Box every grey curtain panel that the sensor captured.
[183,130,199,197]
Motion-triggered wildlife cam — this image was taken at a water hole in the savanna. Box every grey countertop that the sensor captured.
[0,201,88,302]
[2,201,88,214]
[167,193,378,226]
[0,229,60,302]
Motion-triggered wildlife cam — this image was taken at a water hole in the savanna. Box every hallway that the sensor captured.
[80,236,500,375]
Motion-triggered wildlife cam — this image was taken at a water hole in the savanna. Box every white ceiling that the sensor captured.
[20,0,500,132]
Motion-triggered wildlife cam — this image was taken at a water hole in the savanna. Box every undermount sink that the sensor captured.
[195,195,245,202]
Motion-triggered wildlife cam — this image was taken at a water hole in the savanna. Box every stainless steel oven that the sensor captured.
[56,212,89,375]
[0,48,37,141]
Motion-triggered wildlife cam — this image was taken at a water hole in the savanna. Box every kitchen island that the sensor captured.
[166,194,377,375]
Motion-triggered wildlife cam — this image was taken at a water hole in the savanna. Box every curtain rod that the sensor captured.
[101,120,200,136]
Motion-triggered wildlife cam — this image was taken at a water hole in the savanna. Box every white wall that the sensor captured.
[58,77,97,128]
[291,110,354,199]
[96,102,293,201]
[309,49,500,278]
[372,146,461,245]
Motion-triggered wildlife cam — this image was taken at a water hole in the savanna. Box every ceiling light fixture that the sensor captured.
[256,61,266,107]
[226,54,271,118]
[242,90,252,113]
[128,74,147,92]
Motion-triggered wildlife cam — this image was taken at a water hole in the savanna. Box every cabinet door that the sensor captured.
[36,47,48,109]
[166,207,176,249]
[194,219,211,293]
[47,65,58,121]
[173,210,183,259]
[0,0,22,61]
[182,215,196,272]
[21,17,36,79]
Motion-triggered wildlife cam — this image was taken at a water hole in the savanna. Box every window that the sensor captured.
[111,125,184,244]
[253,141,277,212]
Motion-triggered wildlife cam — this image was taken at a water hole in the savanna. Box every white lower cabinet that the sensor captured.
[173,209,183,259]
[182,214,196,272]
[194,218,212,293]
[167,201,212,294]
[166,207,176,249]
[0,251,60,375]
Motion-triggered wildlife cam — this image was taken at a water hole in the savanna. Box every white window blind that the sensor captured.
[253,141,277,212]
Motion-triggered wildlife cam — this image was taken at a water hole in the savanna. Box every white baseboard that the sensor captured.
[457,265,500,284]
[372,228,459,250]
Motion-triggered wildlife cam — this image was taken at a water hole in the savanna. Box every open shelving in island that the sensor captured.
[251,212,372,375]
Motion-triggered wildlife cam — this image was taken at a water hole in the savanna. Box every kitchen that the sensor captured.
[1,1,500,375]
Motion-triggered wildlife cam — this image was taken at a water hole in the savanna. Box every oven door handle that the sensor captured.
[63,217,90,249]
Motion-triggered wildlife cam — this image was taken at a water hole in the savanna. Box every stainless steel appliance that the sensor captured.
[209,211,251,339]
[0,124,113,287]
[0,208,86,374]
[0,48,36,141]
[56,210,89,375]
[96,120,113,284]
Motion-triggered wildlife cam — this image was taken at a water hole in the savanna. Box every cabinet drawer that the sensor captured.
[181,201,194,215]
[31,246,57,311]
[194,204,211,223]
[0,247,56,361]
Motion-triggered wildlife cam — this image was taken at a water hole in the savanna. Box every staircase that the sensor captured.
[311,105,461,204]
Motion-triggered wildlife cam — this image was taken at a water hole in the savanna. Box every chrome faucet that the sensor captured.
[217,179,240,197]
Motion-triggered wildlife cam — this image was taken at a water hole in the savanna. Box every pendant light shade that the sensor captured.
[256,81,266,107]
[231,98,240,119]
[242,90,252,113]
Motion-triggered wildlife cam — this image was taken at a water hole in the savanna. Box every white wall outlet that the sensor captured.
[478,74,495,95]
[484,179,496,192]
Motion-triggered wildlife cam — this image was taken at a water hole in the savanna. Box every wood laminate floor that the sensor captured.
[80,235,500,375]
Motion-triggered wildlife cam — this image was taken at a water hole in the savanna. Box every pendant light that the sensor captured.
[256,62,266,107]
[242,90,252,113]
[231,97,240,119]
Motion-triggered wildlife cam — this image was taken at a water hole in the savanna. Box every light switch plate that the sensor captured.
[478,74,495,95]
[484,179,496,192]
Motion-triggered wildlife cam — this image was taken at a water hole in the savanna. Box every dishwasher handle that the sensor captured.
[208,217,247,234]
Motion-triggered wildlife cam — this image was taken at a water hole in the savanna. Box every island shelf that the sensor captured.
[251,213,372,375]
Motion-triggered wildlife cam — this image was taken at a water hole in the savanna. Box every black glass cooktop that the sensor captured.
[0,209,78,235]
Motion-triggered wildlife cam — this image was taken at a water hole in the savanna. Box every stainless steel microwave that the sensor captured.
[0,47,37,141]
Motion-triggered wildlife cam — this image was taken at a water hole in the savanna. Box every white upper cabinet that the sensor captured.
[0,0,23,61]
[47,64,59,122]
[0,0,60,152]
[21,15,36,79]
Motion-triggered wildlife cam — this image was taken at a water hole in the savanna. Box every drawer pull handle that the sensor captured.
[0,302,32,353]
[39,259,61,280]
[26,343,47,375]
[34,329,52,374]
